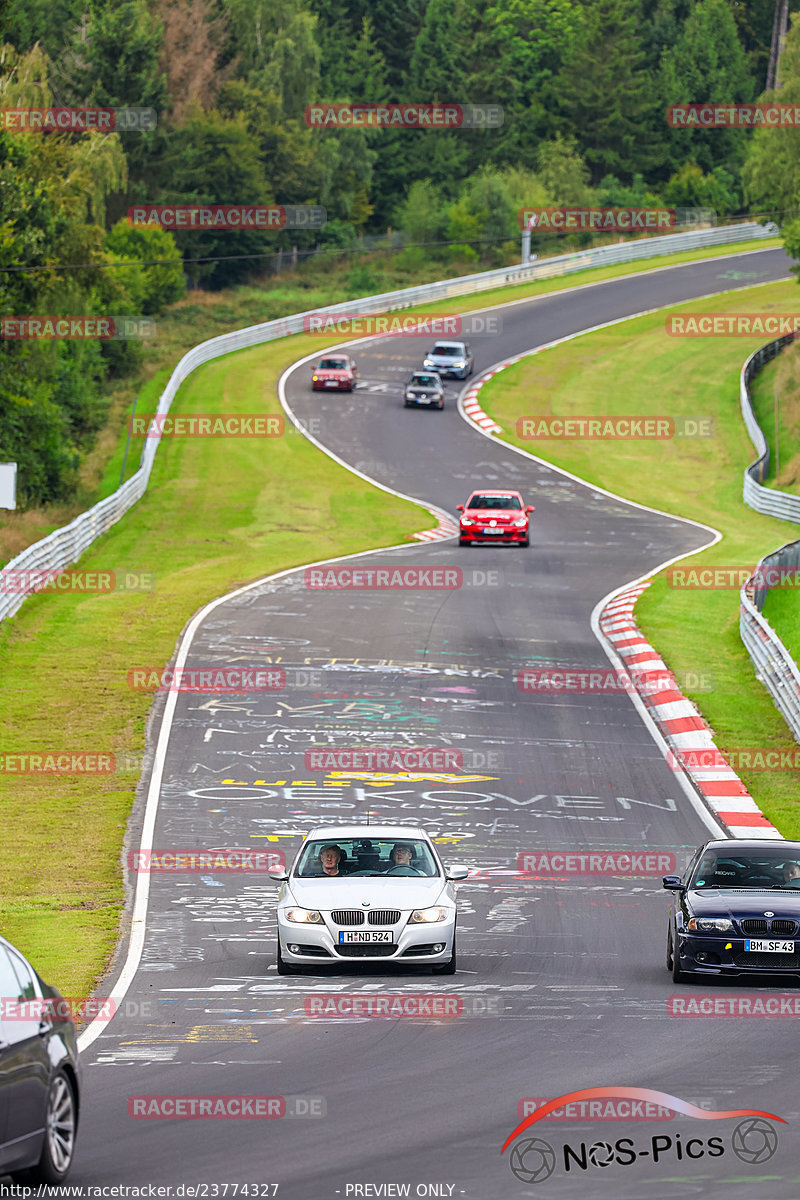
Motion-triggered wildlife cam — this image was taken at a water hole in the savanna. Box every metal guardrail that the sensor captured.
[739,334,800,743]
[0,220,779,623]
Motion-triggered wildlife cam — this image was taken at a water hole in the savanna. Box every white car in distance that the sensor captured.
[271,825,468,974]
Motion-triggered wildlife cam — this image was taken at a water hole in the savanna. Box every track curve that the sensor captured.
[74,248,800,1200]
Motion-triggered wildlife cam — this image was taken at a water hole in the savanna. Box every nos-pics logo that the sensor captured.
[502,1087,783,1185]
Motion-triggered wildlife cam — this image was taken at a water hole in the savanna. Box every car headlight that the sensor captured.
[460,517,474,527]
[513,517,528,527]
[423,359,434,367]
[686,918,733,932]
[284,908,323,924]
[452,360,465,368]
[312,375,318,381]
[409,906,449,923]
[405,391,414,399]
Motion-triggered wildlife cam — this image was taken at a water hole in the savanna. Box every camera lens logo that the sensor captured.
[509,1137,556,1184]
[588,1140,615,1167]
[731,1117,779,1164]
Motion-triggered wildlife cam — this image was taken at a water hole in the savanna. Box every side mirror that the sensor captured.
[446,865,470,881]
[268,868,289,882]
[662,875,684,891]
[456,504,464,511]
[526,505,535,513]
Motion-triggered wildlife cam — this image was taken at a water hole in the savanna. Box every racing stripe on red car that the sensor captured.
[598,582,781,840]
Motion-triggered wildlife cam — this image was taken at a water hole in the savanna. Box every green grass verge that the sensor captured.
[0,336,425,998]
[477,278,800,838]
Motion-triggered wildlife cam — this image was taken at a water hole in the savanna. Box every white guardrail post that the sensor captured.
[739,334,800,742]
[0,221,778,623]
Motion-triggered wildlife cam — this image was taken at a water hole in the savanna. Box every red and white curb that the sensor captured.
[599,582,781,840]
[413,514,460,542]
[461,370,506,434]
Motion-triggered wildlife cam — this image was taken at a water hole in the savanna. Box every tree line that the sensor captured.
[1,0,798,506]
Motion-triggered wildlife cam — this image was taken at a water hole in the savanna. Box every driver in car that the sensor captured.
[389,844,415,869]
[782,861,800,884]
[318,845,344,876]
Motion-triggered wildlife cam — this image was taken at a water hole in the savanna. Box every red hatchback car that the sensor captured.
[311,355,358,392]
[457,489,534,547]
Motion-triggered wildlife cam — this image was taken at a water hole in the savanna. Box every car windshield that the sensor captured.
[431,344,463,357]
[318,358,348,370]
[691,850,800,889]
[293,838,440,878]
[409,374,439,387]
[467,494,522,510]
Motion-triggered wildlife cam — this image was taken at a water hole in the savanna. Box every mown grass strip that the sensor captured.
[477,279,800,837]
[0,336,425,997]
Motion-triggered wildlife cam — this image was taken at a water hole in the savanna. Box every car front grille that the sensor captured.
[732,952,800,968]
[368,910,401,925]
[335,944,396,957]
[740,918,798,936]
[770,919,798,936]
[740,919,768,935]
[331,910,365,926]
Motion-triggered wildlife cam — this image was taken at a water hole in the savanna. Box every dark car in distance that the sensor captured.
[664,839,800,982]
[0,934,81,1181]
[403,371,445,410]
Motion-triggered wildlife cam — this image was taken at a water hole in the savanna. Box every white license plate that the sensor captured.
[324,380,339,387]
[482,527,506,534]
[744,939,794,953]
[339,931,392,944]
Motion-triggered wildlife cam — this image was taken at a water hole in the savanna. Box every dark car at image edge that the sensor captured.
[0,934,81,1183]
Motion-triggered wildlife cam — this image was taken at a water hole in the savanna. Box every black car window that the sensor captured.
[8,948,38,1000]
[431,344,462,356]
[468,495,522,510]
[0,946,42,1043]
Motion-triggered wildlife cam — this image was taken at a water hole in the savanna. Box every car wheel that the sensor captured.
[521,537,530,547]
[458,538,469,547]
[438,399,445,410]
[14,1070,77,1184]
[403,400,410,407]
[433,935,456,975]
[668,924,686,982]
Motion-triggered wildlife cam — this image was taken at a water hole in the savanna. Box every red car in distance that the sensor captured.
[457,489,534,547]
[311,355,358,392]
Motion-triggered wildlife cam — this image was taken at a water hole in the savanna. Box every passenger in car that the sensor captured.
[318,845,344,876]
